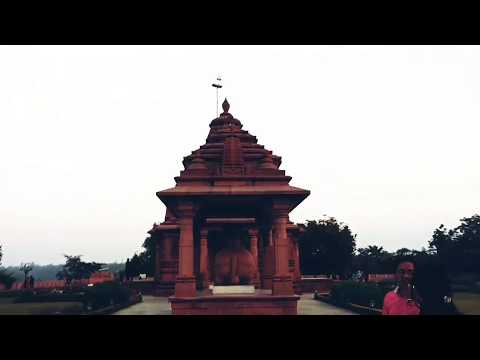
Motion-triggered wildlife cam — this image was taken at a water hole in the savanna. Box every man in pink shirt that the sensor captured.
[382,261,421,315]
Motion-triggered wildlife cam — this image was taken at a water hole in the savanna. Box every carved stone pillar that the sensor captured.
[294,238,301,281]
[272,209,293,295]
[262,227,275,290]
[199,228,209,289]
[160,232,178,282]
[174,203,197,297]
[164,235,173,261]
[155,238,162,282]
[248,228,260,287]
[267,228,273,246]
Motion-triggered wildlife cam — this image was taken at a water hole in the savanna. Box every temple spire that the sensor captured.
[222,98,230,114]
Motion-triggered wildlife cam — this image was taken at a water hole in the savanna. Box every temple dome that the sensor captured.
[208,98,243,132]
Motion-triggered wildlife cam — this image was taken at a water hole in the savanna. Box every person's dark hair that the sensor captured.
[413,258,459,315]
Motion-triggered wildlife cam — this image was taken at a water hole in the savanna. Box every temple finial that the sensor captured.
[212,77,222,117]
[222,98,230,114]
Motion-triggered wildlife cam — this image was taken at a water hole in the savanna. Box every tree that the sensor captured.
[126,235,157,278]
[56,255,103,285]
[429,224,455,258]
[395,248,413,258]
[140,235,156,276]
[0,269,15,289]
[354,246,393,275]
[19,263,33,288]
[117,269,126,283]
[428,215,480,274]
[298,217,356,278]
[0,245,16,289]
[453,214,480,274]
[124,258,131,280]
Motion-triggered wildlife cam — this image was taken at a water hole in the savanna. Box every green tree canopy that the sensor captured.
[428,214,480,274]
[455,215,480,273]
[0,244,16,289]
[354,246,393,274]
[56,255,103,284]
[125,235,156,278]
[298,217,356,278]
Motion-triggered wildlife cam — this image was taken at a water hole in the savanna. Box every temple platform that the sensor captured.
[169,289,299,315]
[211,285,255,294]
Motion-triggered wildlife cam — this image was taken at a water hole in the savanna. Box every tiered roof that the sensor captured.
[156,99,309,216]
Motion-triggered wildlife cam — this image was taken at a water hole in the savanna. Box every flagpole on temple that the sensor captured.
[212,77,222,117]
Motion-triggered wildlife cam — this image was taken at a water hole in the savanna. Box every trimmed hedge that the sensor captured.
[330,281,393,309]
[84,282,134,310]
[15,292,84,303]
[0,290,25,298]
[0,301,85,315]
[10,282,139,313]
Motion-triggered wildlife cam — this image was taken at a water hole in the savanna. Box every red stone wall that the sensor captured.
[8,273,116,291]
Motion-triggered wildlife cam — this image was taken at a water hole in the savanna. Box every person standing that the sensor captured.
[382,260,421,315]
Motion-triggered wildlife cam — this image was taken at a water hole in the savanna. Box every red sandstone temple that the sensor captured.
[149,99,310,315]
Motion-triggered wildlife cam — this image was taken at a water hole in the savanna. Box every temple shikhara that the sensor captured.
[148,99,310,314]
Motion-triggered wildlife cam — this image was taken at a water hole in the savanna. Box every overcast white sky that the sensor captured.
[1,45,479,266]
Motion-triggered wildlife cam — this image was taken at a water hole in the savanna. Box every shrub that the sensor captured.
[7,282,136,312]
[0,269,16,289]
[84,282,133,310]
[0,290,24,298]
[5,302,85,315]
[377,280,396,293]
[330,281,390,309]
[14,291,84,304]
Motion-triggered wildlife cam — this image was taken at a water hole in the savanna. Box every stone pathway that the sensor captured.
[113,296,171,315]
[113,294,356,315]
[297,294,357,315]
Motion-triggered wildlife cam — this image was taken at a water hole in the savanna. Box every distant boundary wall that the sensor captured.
[5,272,115,291]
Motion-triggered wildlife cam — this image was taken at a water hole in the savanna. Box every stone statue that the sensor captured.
[214,236,256,286]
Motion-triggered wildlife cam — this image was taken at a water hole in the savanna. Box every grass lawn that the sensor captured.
[0,301,84,315]
[454,292,480,315]
[0,298,16,304]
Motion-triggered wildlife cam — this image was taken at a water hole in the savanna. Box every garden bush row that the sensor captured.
[12,282,139,312]
[329,281,395,309]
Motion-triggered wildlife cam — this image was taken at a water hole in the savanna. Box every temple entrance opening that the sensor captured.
[212,228,256,286]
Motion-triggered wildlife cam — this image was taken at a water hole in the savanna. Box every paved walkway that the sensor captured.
[297,294,357,315]
[113,296,171,315]
[113,294,356,315]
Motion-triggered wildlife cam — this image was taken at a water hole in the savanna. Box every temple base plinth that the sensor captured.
[169,291,299,315]
[272,275,294,296]
[174,276,196,297]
